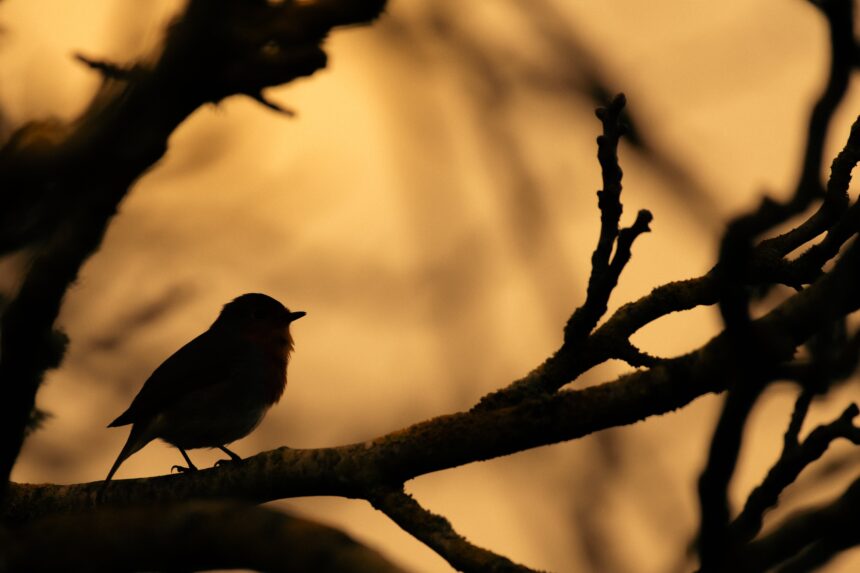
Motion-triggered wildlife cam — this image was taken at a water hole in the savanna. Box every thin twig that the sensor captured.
[564,93,642,347]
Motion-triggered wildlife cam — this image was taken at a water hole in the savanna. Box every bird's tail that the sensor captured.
[103,424,151,489]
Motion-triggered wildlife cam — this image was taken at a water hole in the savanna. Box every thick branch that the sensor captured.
[3,501,408,573]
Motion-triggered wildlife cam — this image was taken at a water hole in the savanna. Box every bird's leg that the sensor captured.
[215,445,244,467]
[171,448,198,473]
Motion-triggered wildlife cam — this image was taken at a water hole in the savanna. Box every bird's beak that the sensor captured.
[286,310,306,323]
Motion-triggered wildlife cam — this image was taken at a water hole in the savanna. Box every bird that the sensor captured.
[103,293,305,485]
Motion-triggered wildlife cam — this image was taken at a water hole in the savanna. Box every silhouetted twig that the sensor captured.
[564,94,653,349]
[478,95,654,410]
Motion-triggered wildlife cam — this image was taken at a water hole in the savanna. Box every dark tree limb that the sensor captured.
[369,488,542,573]
[3,501,409,573]
[0,0,388,498]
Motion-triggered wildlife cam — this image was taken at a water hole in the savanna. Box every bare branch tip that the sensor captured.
[250,92,297,117]
[595,93,627,123]
[636,209,654,225]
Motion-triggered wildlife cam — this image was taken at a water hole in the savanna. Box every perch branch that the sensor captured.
[7,231,860,523]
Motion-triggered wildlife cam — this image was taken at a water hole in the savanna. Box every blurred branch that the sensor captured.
[3,501,408,573]
[73,53,135,80]
[0,0,387,497]
[369,487,542,573]
[697,2,856,563]
[730,402,860,548]
[757,0,854,257]
[698,194,783,567]
[776,115,860,286]
[739,475,860,572]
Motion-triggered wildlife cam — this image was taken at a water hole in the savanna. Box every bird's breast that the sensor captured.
[239,330,291,404]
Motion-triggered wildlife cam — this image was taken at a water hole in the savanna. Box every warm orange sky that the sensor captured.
[2,1,859,571]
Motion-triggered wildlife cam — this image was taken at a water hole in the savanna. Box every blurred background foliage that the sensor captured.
[1,1,859,571]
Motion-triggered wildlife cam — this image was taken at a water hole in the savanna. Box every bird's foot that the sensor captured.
[171,464,198,474]
[214,457,245,468]
[215,445,243,468]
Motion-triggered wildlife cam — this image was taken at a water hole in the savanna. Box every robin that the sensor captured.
[104,293,305,485]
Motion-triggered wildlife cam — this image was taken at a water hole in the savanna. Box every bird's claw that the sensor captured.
[214,457,245,468]
[171,464,197,474]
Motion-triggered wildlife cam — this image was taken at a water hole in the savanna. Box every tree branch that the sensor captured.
[739,475,860,572]
[478,95,657,410]
[3,501,409,573]
[561,93,633,347]
[369,487,542,573]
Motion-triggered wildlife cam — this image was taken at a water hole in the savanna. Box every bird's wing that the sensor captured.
[108,330,241,427]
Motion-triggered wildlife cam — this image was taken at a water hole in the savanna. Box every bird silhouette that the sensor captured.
[104,293,304,485]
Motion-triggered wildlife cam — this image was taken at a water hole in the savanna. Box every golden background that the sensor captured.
[2,1,859,571]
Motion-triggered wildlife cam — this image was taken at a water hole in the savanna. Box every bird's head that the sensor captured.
[213,293,305,348]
